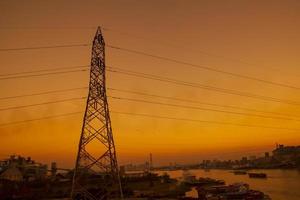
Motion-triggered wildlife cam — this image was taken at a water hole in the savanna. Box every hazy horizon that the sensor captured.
[1,0,300,169]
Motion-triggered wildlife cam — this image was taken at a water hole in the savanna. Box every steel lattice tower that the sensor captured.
[71,27,122,200]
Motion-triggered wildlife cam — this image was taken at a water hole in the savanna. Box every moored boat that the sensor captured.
[233,170,247,175]
[196,182,271,200]
[248,172,267,178]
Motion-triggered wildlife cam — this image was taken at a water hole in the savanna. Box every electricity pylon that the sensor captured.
[71,27,123,200]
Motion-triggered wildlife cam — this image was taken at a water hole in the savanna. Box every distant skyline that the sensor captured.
[1,0,300,168]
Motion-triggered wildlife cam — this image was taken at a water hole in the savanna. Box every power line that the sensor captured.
[111,111,300,131]
[1,109,299,131]
[1,93,293,122]
[107,67,300,106]
[1,85,298,120]
[0,25,286,75]
[0,65,89,77]
[102,27,284,72]
[1,42,299,90]
[0,87,88,100]
[0,26,96,30]
[0,111,82,127]
[0,43,91,51]
[108,87,300,118]
[1,63,300,106]
[0,87,299,121]
[2,90,300,122]
[1,63,299,106]
[0,96,86,111]
[0,69,88,80]
[109,96,300,122]
[0,25,290,76]
[106,45,300,90]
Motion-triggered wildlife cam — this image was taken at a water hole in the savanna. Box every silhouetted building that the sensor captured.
[0,155,48,182]
[265,152,270,158]
[0,163,23,182]
[273,144,300,165]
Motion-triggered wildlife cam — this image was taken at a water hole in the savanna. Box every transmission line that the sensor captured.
[1,110,299,131]
[0,111,82,127]
[0,65,89,77]
[107,67,300,106]
[106,45,300,90]
[1,64,300,106]
[1,63,300,106]
[1,86,297,119]
[2,91,300,122]
[0,43,91,51]
[108,96,300,122]
[108,87,300,118]
[0,87,88,100]
[0,87,87,100]
[0,96,85,111]
[0,69,88,80]
[1,42,299,90]
[110,111,300,131]
[0,26,290,76]
[101,27,285,72]
[0,26,96,30]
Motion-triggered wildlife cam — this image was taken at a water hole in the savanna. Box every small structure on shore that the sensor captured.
[0,164,23,182]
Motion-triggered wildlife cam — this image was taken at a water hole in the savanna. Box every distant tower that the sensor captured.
[149,153,153,171]
[71,27,122,200]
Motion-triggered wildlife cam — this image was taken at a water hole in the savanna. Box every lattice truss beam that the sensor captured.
[71,27,122,200]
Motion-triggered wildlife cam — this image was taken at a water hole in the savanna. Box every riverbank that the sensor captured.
[156,169,300,200]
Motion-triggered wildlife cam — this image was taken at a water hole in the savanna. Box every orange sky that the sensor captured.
[0,0,300,168]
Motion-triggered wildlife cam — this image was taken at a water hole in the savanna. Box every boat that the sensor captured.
[182,170,197,182]
[233,170,247,175]
[185,177,224,187]
[224,190,270,199]
[197,177,225,186]
[196,182,271,200]
[182,174,225,187]
[248,172,267,178]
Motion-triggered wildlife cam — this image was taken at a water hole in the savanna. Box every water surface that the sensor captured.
[157,169,300,200]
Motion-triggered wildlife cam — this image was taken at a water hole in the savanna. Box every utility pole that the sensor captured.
[71,27,123,200]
